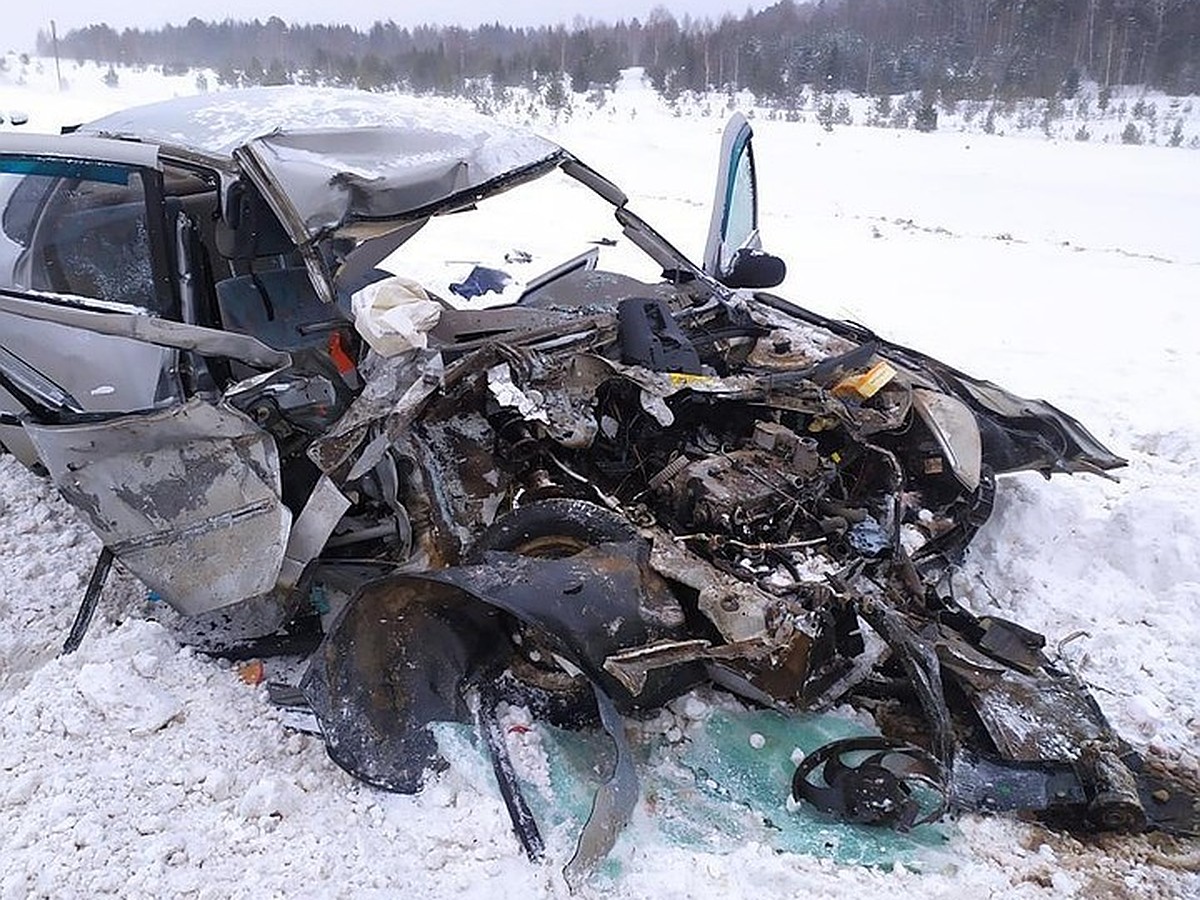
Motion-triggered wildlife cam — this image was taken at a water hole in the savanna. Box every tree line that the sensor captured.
[40,1,1200,103]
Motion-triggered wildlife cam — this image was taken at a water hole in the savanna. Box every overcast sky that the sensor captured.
[8,2,762,53]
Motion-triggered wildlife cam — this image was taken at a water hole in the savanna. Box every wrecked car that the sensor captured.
[0,87,1192,882]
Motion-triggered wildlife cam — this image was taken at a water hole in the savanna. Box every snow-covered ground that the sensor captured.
[1,61,1198,898]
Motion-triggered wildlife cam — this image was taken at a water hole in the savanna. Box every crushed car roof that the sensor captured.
[79,86,560,165]
[79,87,565,238]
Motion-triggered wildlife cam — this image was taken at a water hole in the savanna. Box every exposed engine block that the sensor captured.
[659,420,829,540]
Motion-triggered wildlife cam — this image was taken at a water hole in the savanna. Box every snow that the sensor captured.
[1,60,1198,898]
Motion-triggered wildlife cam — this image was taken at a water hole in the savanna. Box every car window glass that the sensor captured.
[1,174,54,247]
[0,166,155,309]
[719,140,756,273]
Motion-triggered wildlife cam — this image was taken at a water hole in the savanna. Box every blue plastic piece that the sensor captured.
[449,266,511,300]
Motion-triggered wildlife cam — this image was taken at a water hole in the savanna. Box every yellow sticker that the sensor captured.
[667,372,716,387]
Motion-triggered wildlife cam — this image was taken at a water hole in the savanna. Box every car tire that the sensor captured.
[468,497,639,562]
[469,499,639,720]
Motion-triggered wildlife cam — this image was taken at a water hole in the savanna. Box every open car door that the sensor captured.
[0,134,181,466]
[702,114,784,290]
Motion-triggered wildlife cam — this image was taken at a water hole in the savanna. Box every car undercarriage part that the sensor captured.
[61,546,114,655]
[474,690,546,863]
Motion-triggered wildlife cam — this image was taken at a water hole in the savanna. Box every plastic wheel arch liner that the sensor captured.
[301,543,700,787]
[300,542,700,880]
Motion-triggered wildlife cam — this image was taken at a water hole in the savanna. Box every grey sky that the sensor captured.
[9,2,761,54]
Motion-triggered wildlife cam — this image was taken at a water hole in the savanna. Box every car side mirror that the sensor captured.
[723,248,786,289]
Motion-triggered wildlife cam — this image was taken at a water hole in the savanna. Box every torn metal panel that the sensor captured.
[563,684,639,889]
[25,399,290,615]
[603,639,714,696]
[648,538,773,643]
[0,292,290,370]
[308,349,442,476]
[408,415,509,556]
[940,647,1114,763]
[233,113,562,243]
[911,388,983,492]
[602,636,793,699]
[855,597,955,764]
[83,85,560,190]
[277,475,352,590]
[300,577,506,792]
[437,545,696,708]
[430,306,576,346]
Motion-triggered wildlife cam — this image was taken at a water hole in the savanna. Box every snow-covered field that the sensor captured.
[1,61,1198,898]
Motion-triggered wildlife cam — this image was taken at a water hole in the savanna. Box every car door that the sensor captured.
[703,113,759,282]
[0,134,182,462]
[0,135,295,617]
[702,114,784,289]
